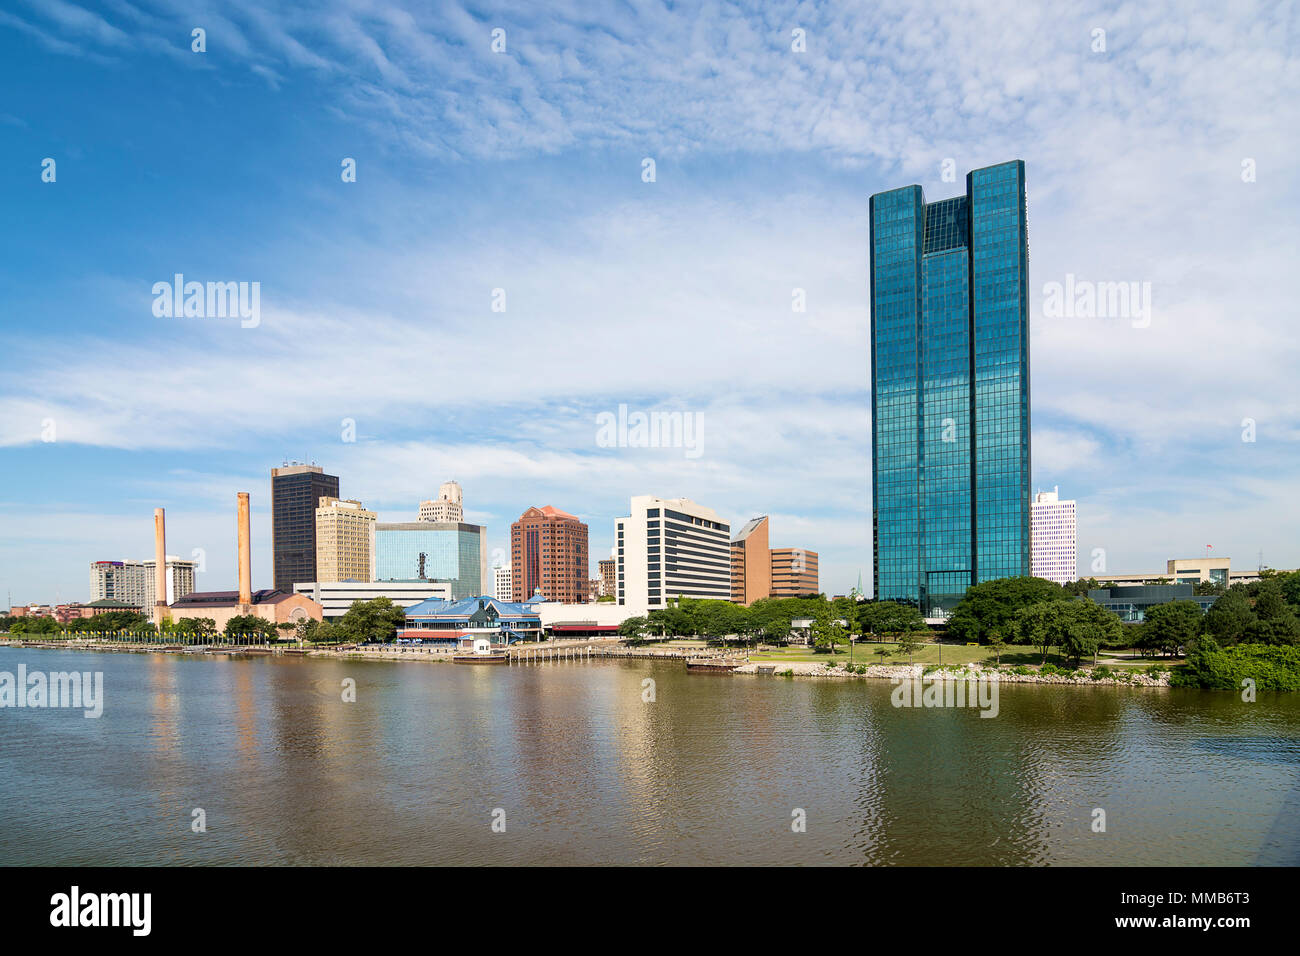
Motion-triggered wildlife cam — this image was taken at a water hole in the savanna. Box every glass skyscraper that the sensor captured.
[869,160,1031,615]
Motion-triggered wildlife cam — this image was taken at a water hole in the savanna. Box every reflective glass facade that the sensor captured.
[870,161,1030,615]
[373,523,485,600]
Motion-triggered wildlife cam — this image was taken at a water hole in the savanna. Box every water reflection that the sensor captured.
[0,648,1296,866]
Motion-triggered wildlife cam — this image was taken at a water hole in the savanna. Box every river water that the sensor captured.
[1,647,1297,866]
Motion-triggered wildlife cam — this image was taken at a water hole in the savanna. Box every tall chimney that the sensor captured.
[237,492,252,607]
[153,508,169,625]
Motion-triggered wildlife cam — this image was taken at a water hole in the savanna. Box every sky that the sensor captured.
[1,0,1298,605]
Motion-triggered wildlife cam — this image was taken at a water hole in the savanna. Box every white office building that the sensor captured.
[493,564,513,602]
[616,496,731,616]
[90,557,196,608]
[1031,488,1077,585]
[293,580,452,620]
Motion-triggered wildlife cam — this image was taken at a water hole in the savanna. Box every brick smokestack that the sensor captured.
[237,492,252,607]
[153,508,169,624]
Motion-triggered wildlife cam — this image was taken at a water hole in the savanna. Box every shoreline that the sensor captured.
[0,637,1174,686]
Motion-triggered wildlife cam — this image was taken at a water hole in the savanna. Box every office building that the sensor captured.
[419,480,464,523]
[89,557,196,609]
[271,463,339,590]
[870,160,1031,615]
[1087,584,1217,623]
[1092,557,1263,588]
[615,496,731,615]
[730,516,771,605]
[771,548,819,597]
[315,497,377,583]
[493,564,513,602]
[1030,488,1077,585]
[511,506,589,603]
[598,558,616,598]
[373,521,488,600]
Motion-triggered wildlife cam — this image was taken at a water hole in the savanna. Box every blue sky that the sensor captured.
[2,0,1298,605]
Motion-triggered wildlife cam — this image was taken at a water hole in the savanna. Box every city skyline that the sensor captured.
[2,2,1298,605]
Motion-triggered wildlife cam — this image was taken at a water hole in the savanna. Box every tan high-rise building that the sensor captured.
[511,506,589,603]
[771,547,819,597]
[730,516,771,605]
[419,480,464,523]
[315,497,377,583]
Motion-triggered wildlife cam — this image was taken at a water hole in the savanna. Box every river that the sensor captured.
[1,647,1297,865]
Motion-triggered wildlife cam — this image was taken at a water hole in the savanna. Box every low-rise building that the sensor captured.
[293,580,452,620]
[169,589,323,632]
[399,596,542,648]
[1092,557,1263,588]
[1087,584,1217,623]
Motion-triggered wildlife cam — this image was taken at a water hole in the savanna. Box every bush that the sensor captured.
[1092,666,1112,680]
[1171,642,1300,691]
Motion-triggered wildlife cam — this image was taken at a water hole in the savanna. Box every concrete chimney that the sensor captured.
[237,492,252,608]
[153,508,169,625]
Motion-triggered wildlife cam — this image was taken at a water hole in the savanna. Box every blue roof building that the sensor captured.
[399,595,542,647]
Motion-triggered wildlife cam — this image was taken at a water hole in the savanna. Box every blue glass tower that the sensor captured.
[870,160,1031,615]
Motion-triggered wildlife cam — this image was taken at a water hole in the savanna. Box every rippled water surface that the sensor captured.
[1,647,1297,865]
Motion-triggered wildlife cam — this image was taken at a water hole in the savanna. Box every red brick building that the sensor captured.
[511,506,589,603]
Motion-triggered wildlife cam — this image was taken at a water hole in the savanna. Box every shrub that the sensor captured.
[1171,642,1300,691]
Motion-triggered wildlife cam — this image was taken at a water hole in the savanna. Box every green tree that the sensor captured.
[1245,580,1300,645]
[1203,591,1254,646]
[1140,601,1203,657]
[1062,577,1100,597]
[812,617,847,655]
[895,631,921,665]
[618,616,648,639]
[858,601,925,639]
[946,577,1068,644]
[333,597,407,644]
[224,614,269,641]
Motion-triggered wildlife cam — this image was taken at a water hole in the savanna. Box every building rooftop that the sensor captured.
[171,589,300,608]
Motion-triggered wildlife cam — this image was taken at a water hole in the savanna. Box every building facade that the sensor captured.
[1087,584,1216,623]
[770,548,819,597]
[418,480,464,523]
[616,496,731,615]
[373,521,488,600]
[1092,558,1260,588]
[169,588,323,632]
[293,580,452,620]
[399,596,542,648]
[510,506,589,603]
[870,159,1031,615]
[493,564,513,602]
[730,516,771,605]
[315,497,376,583]
[89,558,196,608]
[271,463,339,590]
[1030,488,1077,585]
[598,558,616,598]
